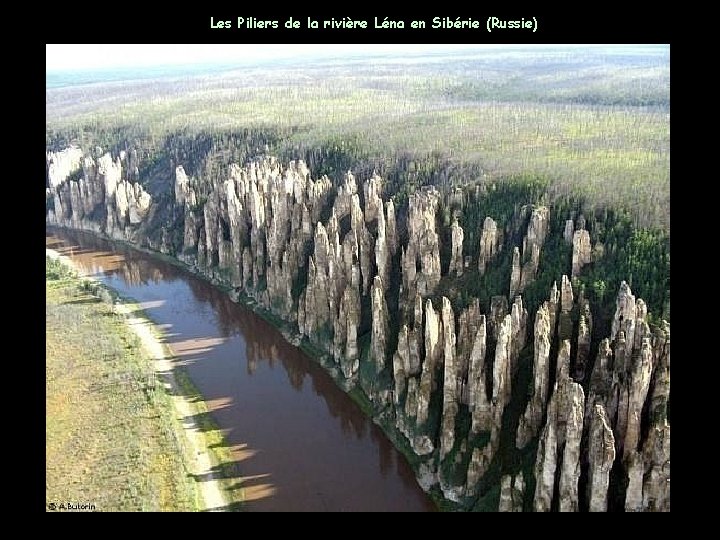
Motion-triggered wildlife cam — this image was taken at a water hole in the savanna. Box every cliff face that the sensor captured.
[510,206,549,299]
[448,218,465,277]
[47,149,153,241]
[402,188,441,307]
[498,473,525,512]
[571,229,592,278]
[587,404,615,512]
[47,146,84,188]
[46,149,669,512]
[478,217,500,275]
[516,302,551,449]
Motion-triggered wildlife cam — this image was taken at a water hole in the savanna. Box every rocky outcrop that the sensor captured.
[465,445,493,496]
[563,218,574,244]
[333,171,358,219]
[548,281,560,339]
[439,297,457,459]
[468,316,490,431]
[509,296,528,377]
[626,419,669,513]
[556,339,571,382]
[558,382,584,512]
[642,421,670,512]
[613,332,630,445]
[402,189,441,307]
[498,473,525,512]
[649,322,670,423]
[47,146,83,188]
[575,301,592,380]
[174,165,195,207]
[509,247,521,299]
[533,418,557,513]
[335,283,361,378]
[370,276,389,374]
[557,275,574,342]
[611,281,637,351]
[533,376,585,512]
[392,325,410,403]
[622,337,654,459]
[477,217,499,275]
[560,274,574,313]
[454,299,481,405]
[386,199,398,256]
[182,210,199,256]
[488,295,508,341]
[417,299,441,431]
[127,182,152,224]
[585,339,614,426]
[375,200,389,289]
[571,229,591,278]
[47,147,670,513]
[508,206,551,299]
[448,218,464,276]
[46,148,152,240]
[516,302,551,449]
[519,206,549,292]
[624,451,645,512]
[492,315,513,413]
[409,293,424,376]
[587,404,615,512]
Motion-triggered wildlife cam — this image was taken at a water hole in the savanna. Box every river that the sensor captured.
[46,228,435,512]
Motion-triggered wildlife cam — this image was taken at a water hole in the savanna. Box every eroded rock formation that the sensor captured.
[516,302,551,448]
[478,216,499,275]
[402,188,441,307]
[571,229,591,278]
[498,473,525,512]
[47,146,83,188]
[47,149,152,240]
[439,297,457,459]
[448,218,464,276]
[371,275,389,374]
[533,376,585,512]
[46,148,670,512]
[587,404,616,512]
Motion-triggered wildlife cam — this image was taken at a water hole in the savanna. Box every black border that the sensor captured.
[46,12,673,43]
[37,10,677,517]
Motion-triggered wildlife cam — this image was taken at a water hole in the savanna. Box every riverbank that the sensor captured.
[47,224,444,511]
[46,249,241,511]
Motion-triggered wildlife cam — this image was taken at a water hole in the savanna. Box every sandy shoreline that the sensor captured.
[46,248,229,512]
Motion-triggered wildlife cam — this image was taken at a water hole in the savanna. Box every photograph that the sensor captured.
[46,43,670,512]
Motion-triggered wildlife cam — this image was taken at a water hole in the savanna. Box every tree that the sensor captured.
[592,279,607,304]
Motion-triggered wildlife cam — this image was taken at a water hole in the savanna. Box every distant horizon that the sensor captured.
[46,43,668,73]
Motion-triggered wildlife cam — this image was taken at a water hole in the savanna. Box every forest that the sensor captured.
[46,45,669,512]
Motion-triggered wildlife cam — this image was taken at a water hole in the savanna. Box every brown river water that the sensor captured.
[47,228,435,512]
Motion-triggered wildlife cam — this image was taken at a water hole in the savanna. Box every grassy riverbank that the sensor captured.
[46,255,243,511]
